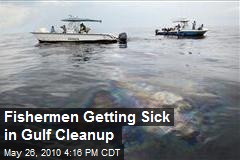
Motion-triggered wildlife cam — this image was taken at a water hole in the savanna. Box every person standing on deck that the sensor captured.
[50,26,56,33]
[80,23,86,33]
[192,21,196,30]
[60,25,67,34]
[177,24,181,31]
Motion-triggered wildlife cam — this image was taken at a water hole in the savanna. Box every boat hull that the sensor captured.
[178,30,207,36]
[156,30,207,37]
[31,32,118,43]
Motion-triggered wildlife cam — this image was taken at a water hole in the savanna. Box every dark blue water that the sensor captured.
[0,26,239,159]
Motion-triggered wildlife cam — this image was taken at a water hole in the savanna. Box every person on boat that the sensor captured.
[60,25,67,34]
[80,23,86,33]
[80,23,91,34]
[50,26,56,33]
[198,24,204,30]
[192,21,196,30]
[175,24,181,31]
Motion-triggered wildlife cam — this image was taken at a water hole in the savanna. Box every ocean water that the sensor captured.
[0,26,239,159]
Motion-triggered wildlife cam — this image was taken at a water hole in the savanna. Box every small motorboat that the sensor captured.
[31,16,127,43]
[155,18,208,37]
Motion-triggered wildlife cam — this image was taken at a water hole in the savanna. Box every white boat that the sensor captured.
[32,32,118,43]
[155,18,208,37]
[31,16,126,43]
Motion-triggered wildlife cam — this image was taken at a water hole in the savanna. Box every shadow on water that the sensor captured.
[35,42,107,55]
[119,42,128,48]
[72,53,91,63]
[34,41,128,65]
[35,42,104,49]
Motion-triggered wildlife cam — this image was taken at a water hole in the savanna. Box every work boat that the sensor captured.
[155,18,208,37]
[31,16,127,43]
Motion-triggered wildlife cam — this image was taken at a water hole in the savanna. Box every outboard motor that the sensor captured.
[118,32,127,44]
[155,29,159,35]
